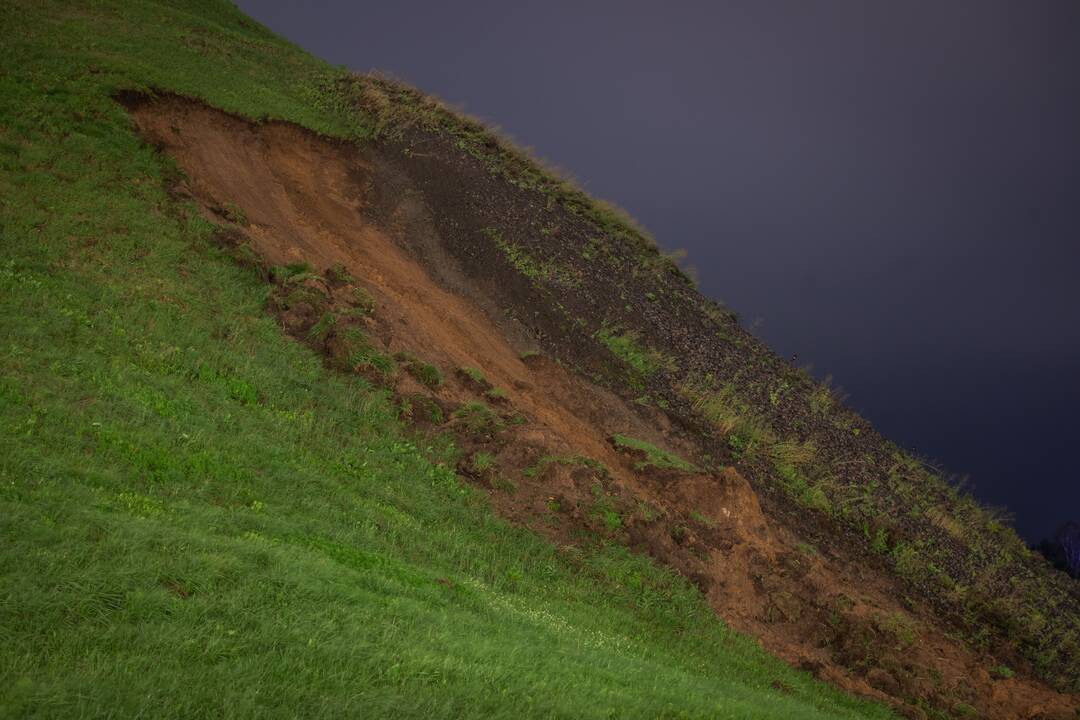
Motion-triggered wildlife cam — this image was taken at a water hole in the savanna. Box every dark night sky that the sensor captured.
[236,0,1080,542]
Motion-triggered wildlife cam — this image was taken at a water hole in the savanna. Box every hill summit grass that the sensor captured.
[0,1,891,718]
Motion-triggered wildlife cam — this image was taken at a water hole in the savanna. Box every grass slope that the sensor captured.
[0,1,891,717]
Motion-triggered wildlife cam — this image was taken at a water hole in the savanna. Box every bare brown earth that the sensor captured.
[123,94,1078,720]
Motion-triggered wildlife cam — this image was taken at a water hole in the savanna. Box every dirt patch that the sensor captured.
[122,92,1078,720]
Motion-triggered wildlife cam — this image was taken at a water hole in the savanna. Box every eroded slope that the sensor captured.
[124,93,1078,719]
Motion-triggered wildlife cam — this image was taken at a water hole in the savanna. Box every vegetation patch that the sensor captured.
[482,227,579,286]
[589,484,623,533]
[611,434,699,473]
[396,353,442,388]
[456,365,490,389]
[484,387,508,404]
[523,454,608,480]
[595,326,675,389]
[769,441,832,515]
[680,376,771,452]
[450,401,504,439]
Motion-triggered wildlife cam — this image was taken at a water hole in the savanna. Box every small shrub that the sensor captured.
[990,665,1014,679]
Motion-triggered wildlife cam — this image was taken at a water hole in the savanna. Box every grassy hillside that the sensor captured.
[0,1,894,718]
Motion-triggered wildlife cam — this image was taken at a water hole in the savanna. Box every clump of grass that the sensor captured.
[492,476,517,493]
[349,286,377,315]
[307,311,338,343]
[223,201,247,225]
[469,451,496,474]
[770,441,831,515]
[874,612,918,650]
[590,485,623,533]
[990,665,1014,680]
[678,376,771,452]
[333,326,395,378]
[269,262,315,284]
[595,326,675,389]
[952,702,978,718]
[397,356,442,388]
[450,401,503,438]
[891,542,925,583]
[523,454,607,479]
[413,362,442,388]
[484,387,507,403]
[482,228,581,287]
[325,262,355,285]
[808,386,835,416]
[611,434,699,473]
[689,511,714,528]
[457,366,486,385]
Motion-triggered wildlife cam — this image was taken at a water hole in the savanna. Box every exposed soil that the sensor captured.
[122,93,1078,720]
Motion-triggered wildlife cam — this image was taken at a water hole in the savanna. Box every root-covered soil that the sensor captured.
[123,93,1078,719]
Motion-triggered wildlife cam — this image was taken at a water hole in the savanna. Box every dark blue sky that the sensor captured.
[236,0,1080,542]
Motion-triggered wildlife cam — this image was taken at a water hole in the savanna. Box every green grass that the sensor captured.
[401,357,443,389]
[457,366,488,385]
[611,435,700,474]
[469,452,496,473]
[450,402,504,438]
[0,1,894,717]
[482,228,581,287]
[595,326,675,389]
[523,454,607,479]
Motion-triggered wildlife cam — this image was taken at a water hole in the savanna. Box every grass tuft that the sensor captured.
[611,435,699,473]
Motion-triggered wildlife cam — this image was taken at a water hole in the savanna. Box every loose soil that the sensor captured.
[122,93,1078,720]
